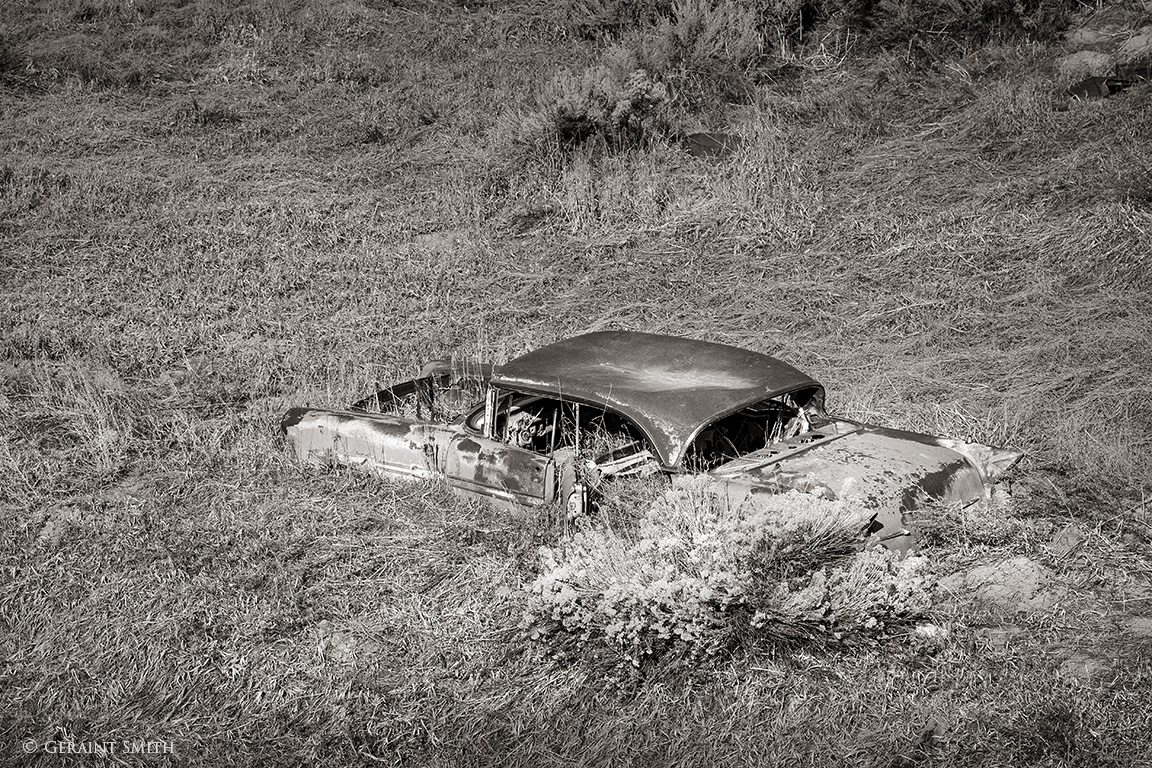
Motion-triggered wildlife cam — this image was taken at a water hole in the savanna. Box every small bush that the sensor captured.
[524,55,672,149]
[639,0,764,108]
[524,479,933,668]
[520,0,770,150]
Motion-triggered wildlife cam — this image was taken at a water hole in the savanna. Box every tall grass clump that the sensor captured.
[524,479,933,670]
[560,0,676,38]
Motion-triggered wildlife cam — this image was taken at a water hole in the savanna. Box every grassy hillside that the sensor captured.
[2,0,1151,765]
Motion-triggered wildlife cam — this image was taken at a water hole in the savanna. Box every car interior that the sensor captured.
[464,386,829,474]
[466,392,647,462]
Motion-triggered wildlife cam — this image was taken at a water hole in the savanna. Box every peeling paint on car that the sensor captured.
[283,408,440,480]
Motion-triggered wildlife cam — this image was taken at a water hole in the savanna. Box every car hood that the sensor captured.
[711,420,1021,513]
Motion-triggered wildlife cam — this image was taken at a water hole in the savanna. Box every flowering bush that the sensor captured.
[524,478,933,667]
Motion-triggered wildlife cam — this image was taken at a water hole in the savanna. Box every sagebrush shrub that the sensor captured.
[639,0,763,107]
[520,0,1074,152]
[522,0,770,149]
[524,53,672,149]
[524,479,933,667]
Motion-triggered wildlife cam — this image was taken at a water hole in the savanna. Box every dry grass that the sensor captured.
[2,0,1151,765]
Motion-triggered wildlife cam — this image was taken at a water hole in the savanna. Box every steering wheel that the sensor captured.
[508,409,546,448]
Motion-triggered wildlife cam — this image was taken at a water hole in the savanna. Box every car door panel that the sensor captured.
[444,434,556,505]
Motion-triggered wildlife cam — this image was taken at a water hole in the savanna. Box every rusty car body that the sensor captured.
[281,331,1021,550]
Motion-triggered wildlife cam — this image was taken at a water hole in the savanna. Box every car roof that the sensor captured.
[490,331,822,467]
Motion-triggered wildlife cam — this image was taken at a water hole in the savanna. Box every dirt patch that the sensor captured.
[937,556,1055,612]
[1123,616,1152,638]
[411,228,472,253]
[974,626,1027,650]
[1057,650,1110,683]
[29,502,87,547]
[315,620,385,665]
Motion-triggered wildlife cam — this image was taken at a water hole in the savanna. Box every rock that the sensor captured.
[1066,28,1113,47]
[1123,616,1152,637]
[1046,523,1086,558]
[1068,77,1123,99]
[682,132,742,159]
[1119,26,1152,62]
[1058,50,1117,82]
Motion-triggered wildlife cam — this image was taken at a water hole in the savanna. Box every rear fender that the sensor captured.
[282,408,440,480]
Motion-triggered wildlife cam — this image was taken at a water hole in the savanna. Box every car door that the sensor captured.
[442,433,557,507]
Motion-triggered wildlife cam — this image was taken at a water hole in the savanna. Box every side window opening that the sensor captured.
[471,392,652,474]
[501,394,561,453]
[468,392,570,455]
[575,408,644,457]
[353,364,487,423]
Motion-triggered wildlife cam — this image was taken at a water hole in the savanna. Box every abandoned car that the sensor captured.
[281,331,1021,550]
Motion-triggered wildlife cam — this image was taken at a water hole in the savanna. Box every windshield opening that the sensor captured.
[685,387,826,471]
